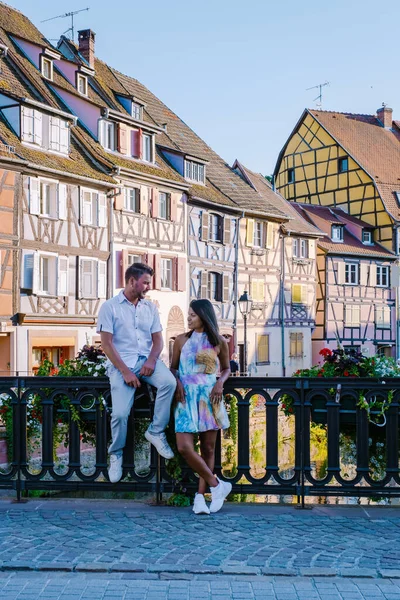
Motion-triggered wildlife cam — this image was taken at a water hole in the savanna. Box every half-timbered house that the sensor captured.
[233,162,320,375]
[0,5,117,374]
[273,106,400,356]
[292,204,396,362]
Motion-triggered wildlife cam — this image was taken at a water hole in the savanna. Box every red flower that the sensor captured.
[288,407,294,414]
[343,370,349,377]
[319,348,333,357]
[317,373,323,378]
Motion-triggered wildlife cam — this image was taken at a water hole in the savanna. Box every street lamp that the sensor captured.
[238,291,252,376]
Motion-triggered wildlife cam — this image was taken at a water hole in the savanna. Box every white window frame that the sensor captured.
[142,133,152,162]
[345,263,359,285]
[207,272,221,301]
[99,119,116,151]
[253,221,263,248]
[158,192,170,220]
[127,253,142,266]
[290,332,304,358]
[36,251,58,296]
[131,102,142,120]
[332,225,344,242]
[376,265,389,287]
[376,306,391,329]
[77,73,88,96]
[184,159,205,183]
[209,213,222,242]
[79,258,107,299]
[161,258,173,290]
[124,188,139,212]
[345,304,361,327]
[80,188,107,228]
[293,238,308,258]
[362,230,373,245]
[41,56,53,81]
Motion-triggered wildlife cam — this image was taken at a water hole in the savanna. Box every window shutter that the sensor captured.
[223,217,231,245]
[57,256,68,296]
[117,123,128,154]
[292,284,302,304]
[58,183,67,220]
[308,239,315,257]
[98,260,107,298]
[33,110,42,146]
[140,186,149,216]
[336,261,345,284]
[222,273,230,303]
[170,192,179,222]
[201,211,209,241]
[258,280,265,301]
[246,219,254,246]
[369,263,377,287]
[60,120,69,154]
[79,188,85,225]
[153,254,161,290]
[22,106,34,142]
[29,177,40,215]
[266,222,274,249]
[290,333,296,358]
[176,257,186,292]
[151,188,159,218]
[138,129,143,159]
[49,116,59,151]
[98,192,107,227]
[257,335,269,363]
[200,271,208,298]
[114,189,123,211]
[251,280,257,301]
[360,264,368,286]
[79,258,94,298]
[354,305,361,325]
[120,248,129,286]
[32,251,39,294]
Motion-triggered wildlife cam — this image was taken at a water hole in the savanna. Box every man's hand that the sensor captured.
[174,379,186,405]
[210,380,224,404]
[122,370,141,388]
[140,358,156,377]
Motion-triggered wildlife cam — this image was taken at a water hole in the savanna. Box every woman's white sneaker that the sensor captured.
[192,493,210,515]
[210,477,232,513]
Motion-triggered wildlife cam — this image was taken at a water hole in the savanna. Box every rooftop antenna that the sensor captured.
[306,81,330,109]
[41,8,90,43]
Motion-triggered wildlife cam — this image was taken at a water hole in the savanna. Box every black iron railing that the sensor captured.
[1,376,400,503]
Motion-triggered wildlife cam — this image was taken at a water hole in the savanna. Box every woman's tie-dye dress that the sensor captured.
[174,331,230,433]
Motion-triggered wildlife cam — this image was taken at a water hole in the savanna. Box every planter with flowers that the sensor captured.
[281,347,400,426]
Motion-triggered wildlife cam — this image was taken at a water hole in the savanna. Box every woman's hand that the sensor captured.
[174,379,186,405]
[210,380,224,404]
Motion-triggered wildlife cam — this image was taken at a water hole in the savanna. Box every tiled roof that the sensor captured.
[309,109,400,221]
[292,203,395,259]
[234,161,320,234]
[0,117,114,183]
[111,69,286,217]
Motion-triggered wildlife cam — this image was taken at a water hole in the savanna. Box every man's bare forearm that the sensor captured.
[147,338,163,363]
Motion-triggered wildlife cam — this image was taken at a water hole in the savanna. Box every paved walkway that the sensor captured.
[1,500,400,598]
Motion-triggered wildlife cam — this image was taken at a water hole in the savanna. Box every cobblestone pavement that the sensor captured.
[1,500,400,578]
[1,572,400,600]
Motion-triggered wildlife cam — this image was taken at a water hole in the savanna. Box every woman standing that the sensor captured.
[170,299,232,514]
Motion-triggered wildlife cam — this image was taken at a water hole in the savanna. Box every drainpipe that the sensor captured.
[396,228,400,360]
[280,233,286,376]
[233,211,244,351]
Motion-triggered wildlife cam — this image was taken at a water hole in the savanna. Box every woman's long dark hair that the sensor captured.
[188,299,221,348]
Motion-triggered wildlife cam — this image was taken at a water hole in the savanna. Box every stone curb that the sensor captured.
[0,563,393,579]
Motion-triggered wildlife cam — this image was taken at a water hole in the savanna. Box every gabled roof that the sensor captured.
[276,107,400,221]
[292,203,395,259]
[233,161,320,235]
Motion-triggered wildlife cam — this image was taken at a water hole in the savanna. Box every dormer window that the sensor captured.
[77,73,88,96]
[21,106,70,155]
[185,160,205,183]
[362,230,373,245]
[331,225,344,242]
[41,56,53,81]
[99,119,116,151]
[132,102,142,120]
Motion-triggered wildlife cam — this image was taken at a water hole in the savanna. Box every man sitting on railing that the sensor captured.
[97,263,176,483]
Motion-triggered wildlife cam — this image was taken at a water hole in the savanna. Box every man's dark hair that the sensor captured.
[125,262,154,284]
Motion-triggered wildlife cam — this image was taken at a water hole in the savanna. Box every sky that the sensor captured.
[8,0,400,175]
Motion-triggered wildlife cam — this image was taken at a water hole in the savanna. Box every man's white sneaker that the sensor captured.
[144,430,174,459]
[108,454,123,483]
[193,493,210,515]
[210,477,232,513]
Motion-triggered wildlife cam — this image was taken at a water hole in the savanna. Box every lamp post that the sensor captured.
[238,291,252,376]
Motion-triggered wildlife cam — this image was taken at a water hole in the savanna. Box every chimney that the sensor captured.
[78,29,95,69]
[377,104,393,129]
